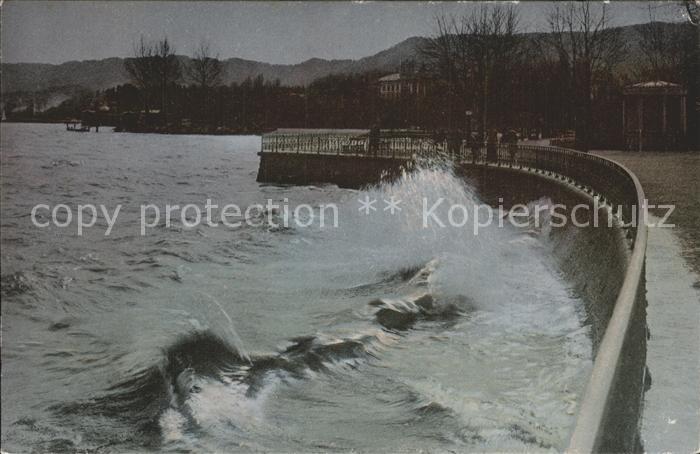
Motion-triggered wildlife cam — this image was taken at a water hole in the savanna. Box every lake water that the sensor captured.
[2,122,595,451]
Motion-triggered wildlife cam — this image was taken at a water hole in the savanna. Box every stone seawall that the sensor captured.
[256,153,410,188]
[462,164,646,453]
[459,165,631,351]
[256,149,648,452]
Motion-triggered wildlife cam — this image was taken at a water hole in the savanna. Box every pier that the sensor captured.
[257,130,425,187]
[257,129,648,453]
[258,131,640,216]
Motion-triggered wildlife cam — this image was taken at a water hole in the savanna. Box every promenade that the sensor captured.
[596,150,700,452]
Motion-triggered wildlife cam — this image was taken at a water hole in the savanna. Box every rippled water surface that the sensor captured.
[1,123,592,452]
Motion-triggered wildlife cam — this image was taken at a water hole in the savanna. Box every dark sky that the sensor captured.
[1,1,686,65]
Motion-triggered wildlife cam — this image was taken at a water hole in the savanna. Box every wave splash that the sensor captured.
[51,162,587,451]
[56,258,471,447]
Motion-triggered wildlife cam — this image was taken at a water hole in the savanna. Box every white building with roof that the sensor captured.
[378,61,431,99]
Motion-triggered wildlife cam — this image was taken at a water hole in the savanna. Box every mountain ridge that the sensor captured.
[1,35,430,94]
[0,22,687,95]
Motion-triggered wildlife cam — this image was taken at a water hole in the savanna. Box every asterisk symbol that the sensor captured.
[383,196,402,215]
[358,195,377,215]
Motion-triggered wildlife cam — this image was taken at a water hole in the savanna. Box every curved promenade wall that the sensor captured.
[460,163,648,453]
[257,137,649,452]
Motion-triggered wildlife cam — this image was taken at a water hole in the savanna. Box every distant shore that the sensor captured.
[1,120,269,136]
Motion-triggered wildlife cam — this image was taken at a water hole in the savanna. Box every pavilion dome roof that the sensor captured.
[378,73,401,82]
[630,80,681,88]
[624,80,686,95]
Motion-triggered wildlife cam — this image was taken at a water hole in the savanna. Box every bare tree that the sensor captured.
[187,41,223,90]
[124,37,156,111]
[636,6,688,81]
[546,2,626,151]
[464,5,520,136]
[124,36,180,120]
[421,14,467,129]
[186,41,223,124]
[422,5,520,134]
[153,38,181,121]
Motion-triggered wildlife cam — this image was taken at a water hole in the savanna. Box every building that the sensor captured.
[623,81,688,151]
[378,61,431,99]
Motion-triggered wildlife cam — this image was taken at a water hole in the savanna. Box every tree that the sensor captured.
[187,41,223,90]
[546,2,626,151]
[422,5,521,134]
[637,6,689,81]
[124,37,157,112]
[153,38,181,121]
[646,1,700,148]
[124,36,180,120]
[186,41,223,124]
[463,5,520,136]
[421,14,467,129]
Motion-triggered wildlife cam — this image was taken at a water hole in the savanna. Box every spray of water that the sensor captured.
[196,290,250,363]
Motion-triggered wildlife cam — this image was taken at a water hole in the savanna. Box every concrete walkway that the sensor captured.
[595,150,700,453]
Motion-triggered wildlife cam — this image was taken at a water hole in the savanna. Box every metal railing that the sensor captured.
[564,156,648,453]
[550,134,577,149]
[261,132,643,233]
[259,131,648,452]
[261,134,642,232]
[261,132,440,159]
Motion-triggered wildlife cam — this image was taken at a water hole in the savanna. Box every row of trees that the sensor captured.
[9,1,697,148]
[421,5,521,135]
[420,2,698,150]
[123,38,222,123]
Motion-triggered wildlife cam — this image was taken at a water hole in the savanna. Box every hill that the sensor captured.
[1,35,430,95]
[0,22,688,96]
